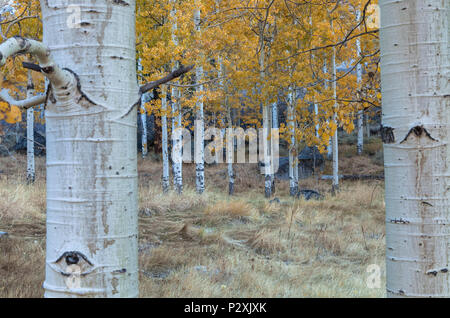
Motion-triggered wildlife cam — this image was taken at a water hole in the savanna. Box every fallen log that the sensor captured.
[320,174,384,181]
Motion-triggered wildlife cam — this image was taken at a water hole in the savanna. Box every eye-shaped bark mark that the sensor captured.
[55,251,93,266]
[400,126,438,144]
[380,125,395,144]
[112,0,129,6]
[52,251,95,277]
[62,67,98,106]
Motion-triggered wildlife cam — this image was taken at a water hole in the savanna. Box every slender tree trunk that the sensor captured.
[288,89,298,196]
[171,86,182,194]
[161,85,170,193]
[226,100,234,196]
[259,33,272,198]
[39,0,139,297]
[270,100,277,194]
[356,10,364,155]
[331,46,339,192]
[138,60,148,158]
[194,7,205,194]
[323,61,332,159]
[365,112,370,138]
[314,102,319,139]
[140,94,148,158]
[381,0,449,297]
[170,2,182,194]
[26,70,35,183]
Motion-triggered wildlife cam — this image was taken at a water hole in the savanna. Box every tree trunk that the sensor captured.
[271,100,277,194]
[194,7,205,194]
[26,70,35,184]
[259,33,272,198]
[381,0,449,297]
[288,88,298,196]
[356,11,363,155]
[323,61,332,159]
[331,46,339,192]
[39,0,139,297]
[365,112,370,138]
[226,101,234,196]
[140,95,148,158]
[161,85,170,193]
[170,3,182,195]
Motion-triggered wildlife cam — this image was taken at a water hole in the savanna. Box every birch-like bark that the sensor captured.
[380,0,450,297]
[288,89,298,196]
[26,70,35,183]
[323,61,332,159]
[226,99,234,196]
[32,1,138,297]
[137,60,148,158]
[356,10,364,155]
[218,57,234,195]
[259,33,272,198]
[161,85,170,193]
[331,46,339,192]
[170,1,182,194]
[365,113,370,138]
[194,7,204,194]
[140,95,148,158]
[314,102,319,139]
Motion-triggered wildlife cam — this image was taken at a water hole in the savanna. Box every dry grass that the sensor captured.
[0,153,386,298]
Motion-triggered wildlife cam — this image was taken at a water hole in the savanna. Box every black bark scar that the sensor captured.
[400,126,438,144]
[62,67,98,106]
[380,125,395,144]
[112,0,129,6]
[55,251,93,266]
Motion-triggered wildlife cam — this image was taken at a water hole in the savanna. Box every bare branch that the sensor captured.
[0,88,46,109]
[139,64,195,94]
[0,36,72,88]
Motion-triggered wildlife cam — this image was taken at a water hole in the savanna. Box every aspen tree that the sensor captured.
[0,0,192,297]
[380,0,450,297]
[26,70,35,183]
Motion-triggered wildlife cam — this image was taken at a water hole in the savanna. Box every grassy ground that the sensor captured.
[0,139,386,298]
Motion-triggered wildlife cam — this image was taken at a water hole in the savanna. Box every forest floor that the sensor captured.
[0,136,386,297]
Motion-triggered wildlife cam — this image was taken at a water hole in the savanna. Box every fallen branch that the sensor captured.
[320,174,384,181]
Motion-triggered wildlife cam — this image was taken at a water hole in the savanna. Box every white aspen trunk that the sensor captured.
[270,100,277,194]
[194,7,204,194]
[26,70,35,183]
[171,88,182,194]
[259,34,271,198]
[323,61,332,159]
[365,112,370,138]
[218,57,234,195]
[380,0,450,297]
[170,2,182,194]
[356,10,364,155]
[288,89,298,197]
[331,46,339,192]
[39,0,139,297]
[161,85,170,193]
[137,60,148,158]
[314,102,319,139]
[226,102,234,196]
[140,95,148,158]
[272,101,278,131]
